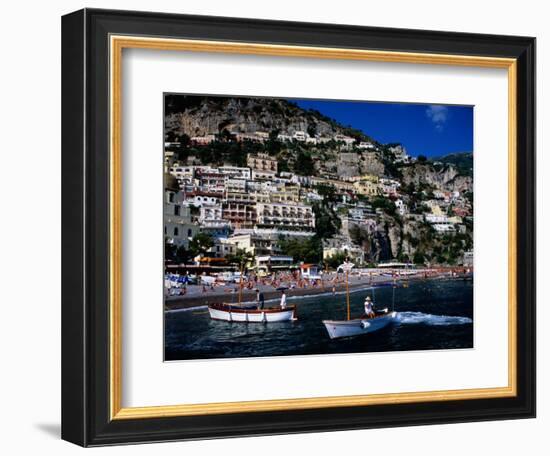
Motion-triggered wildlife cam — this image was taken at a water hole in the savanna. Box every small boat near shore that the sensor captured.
[324,309,396,339]
[208,303,296,323]
[323,261,397,339]
[207,261,296,323]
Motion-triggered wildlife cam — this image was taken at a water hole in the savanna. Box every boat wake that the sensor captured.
[395,311,472,326]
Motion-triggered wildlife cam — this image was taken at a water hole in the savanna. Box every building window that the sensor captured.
[187,228,192,237]
[174,205,180,216]
[164,226,167,235]
[168,192,174,203]
[174,227,179,236]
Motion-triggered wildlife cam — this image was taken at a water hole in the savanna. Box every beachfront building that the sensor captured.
[256,255,294,271]
[227,233,276,257]
[256,202,315,229]
[209,238,238,258]
[300,263,321,278]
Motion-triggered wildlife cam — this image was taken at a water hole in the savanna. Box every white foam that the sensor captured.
[395,311,472,326]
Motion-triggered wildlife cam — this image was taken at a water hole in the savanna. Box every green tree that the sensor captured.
[175,245,190,264]
[265,129,282,155]
[188,232,214,258]
[278,237,322,264]
[312,203,341,239]
[226,249,255,271]
[315,183,338,204]
[165,242,177,262]
[324,252,347,270]
[413,251,425,265]
[371,196,397,216]
[293,151,315,176]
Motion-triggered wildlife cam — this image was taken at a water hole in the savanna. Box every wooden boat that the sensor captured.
[207,262,296,323]
[208,303,296,323]
[323,261,396,339]
[324,309,396,339]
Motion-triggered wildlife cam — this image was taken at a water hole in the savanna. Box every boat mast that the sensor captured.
[346,269,350,321]
[238,262,244,306]
[392,279,396,312]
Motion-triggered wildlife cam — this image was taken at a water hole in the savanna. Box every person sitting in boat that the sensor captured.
[364,296,375,318]
[280,290,287,309]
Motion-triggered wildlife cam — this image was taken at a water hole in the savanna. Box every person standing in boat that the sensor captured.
[256,289,265,310]
[364,296,375,318]
[280,290,287,309]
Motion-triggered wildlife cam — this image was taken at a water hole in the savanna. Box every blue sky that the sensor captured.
[292,99,473,157]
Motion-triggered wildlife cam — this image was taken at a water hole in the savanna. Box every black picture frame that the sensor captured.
[62,8,536,447]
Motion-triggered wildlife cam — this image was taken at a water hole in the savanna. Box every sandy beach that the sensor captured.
[163,271,466,310]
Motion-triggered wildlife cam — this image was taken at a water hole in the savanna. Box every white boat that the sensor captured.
[323,261,397,339]
[208,303,296,323]
[323,309,397,339]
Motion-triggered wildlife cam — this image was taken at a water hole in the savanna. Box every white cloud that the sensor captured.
[425,105,449,131]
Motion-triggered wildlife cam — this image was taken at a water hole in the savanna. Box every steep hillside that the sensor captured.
[165,95,373,141]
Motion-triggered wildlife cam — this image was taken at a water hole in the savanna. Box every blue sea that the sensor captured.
[164,278,473,361]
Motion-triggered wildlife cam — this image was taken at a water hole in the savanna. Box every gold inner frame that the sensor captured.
[109,35,518,420]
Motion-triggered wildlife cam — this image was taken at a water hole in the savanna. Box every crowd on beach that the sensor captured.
[165,270,342,297]
[164,266,473,299]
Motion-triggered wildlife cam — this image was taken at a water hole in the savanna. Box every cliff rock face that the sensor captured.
[401,163,472,192]
[360,152,386,176]
[166,96,353,139]
[337,153,360,177]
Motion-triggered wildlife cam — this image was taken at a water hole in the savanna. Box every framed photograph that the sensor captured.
[61,8,535,446]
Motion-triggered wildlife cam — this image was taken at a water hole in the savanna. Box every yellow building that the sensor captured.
[353,180,380,196]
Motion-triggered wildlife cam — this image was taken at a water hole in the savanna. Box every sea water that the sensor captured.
[164,278,473,361]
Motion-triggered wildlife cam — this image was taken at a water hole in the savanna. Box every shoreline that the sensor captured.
[164,273,471,311]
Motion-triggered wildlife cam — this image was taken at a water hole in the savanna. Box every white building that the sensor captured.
[218,166,251,179]
[293,131,308,142]
[164,181,199,248]
[184,192,221,207]
[199,204,223,223]
[425,214,449,224]
[432,223,456,234]
[394,199,408,216]
[225,178,247,193]
[357,141,376,150]
[256,202,315,229]
[251,169,277,181]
